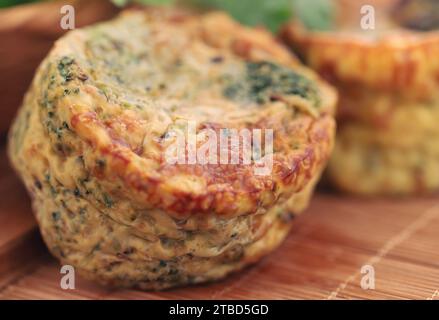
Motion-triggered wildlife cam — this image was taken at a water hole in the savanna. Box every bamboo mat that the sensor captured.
[0,145,438,300]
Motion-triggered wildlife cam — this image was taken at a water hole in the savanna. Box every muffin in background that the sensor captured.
[282,0,439,195]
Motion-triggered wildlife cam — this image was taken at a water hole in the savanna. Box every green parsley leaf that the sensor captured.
[190,0,293,32]
[292,0,335,31]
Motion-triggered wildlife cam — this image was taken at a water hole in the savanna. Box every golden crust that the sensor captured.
[281,22,439,99]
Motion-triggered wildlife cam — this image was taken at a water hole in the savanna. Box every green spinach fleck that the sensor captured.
[224,61,321,108]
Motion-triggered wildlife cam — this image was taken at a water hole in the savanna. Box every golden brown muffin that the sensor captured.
[281,0,439,195]
[281,21,439,100]
[8,8,336,290]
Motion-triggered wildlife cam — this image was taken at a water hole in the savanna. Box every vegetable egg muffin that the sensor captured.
[8,8,336,290]
[282,0,439,195]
